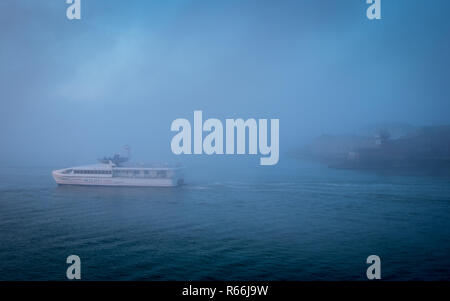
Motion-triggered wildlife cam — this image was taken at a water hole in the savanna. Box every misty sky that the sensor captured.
[0,0,449,166]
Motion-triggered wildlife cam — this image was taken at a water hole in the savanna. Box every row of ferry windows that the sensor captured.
[71,170,168,177]
[116,170,168,177]
[73,170,112,174]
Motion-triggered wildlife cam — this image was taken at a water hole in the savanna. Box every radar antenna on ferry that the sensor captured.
[123,145,131,161]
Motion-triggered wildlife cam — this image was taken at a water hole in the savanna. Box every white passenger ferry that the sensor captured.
[52,149,184,187]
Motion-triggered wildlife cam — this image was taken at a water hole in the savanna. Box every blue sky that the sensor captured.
[0,0,449,165]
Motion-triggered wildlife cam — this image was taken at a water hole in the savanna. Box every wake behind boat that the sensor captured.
[52,148,184,187]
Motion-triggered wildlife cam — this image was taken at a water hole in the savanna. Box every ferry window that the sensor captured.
[157,170,167,178]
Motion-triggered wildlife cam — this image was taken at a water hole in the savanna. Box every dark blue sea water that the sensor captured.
[0,159,449,280]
